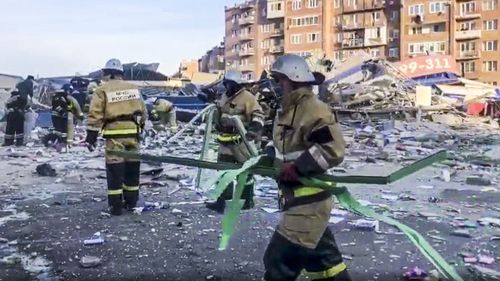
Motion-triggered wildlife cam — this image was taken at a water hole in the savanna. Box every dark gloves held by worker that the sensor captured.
[85,130,98,152]
[245,121,263,141]
[279,162,301,183]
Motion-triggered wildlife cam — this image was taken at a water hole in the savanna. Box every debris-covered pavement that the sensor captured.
[0,117,499,281]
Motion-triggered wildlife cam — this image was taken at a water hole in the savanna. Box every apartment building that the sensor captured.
[199,43,225,74]
[401,0,500,85]
[330,0,401,62]
[284,0,326,57]
[224,0,285,80]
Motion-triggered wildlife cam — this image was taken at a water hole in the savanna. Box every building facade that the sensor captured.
[225,0,498,84]
[401,0,500,85]
[199,43,225,74]
[224,0,286,80]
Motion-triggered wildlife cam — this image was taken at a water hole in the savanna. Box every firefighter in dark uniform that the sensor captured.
[3,90,27,146]
[52,84,79,145]
[263,54,352,281]
[205,70,265,213]
[85,58,147,216]
[16,75,35,99]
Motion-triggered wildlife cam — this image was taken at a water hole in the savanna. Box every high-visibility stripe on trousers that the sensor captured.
[105,138,140,210]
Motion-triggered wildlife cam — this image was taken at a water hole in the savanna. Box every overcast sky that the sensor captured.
[0,0,236,78]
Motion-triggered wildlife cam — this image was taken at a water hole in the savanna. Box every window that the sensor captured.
[337,33,342,43]
[307,32,320,42]
[483,61,498,72]
[409,4,424,15]
[372,11,381,22]
[335,16,342,25]
[290,34,302,44]
[484,40,498,51]
[261,40,270,49]
[411,27,423,34]
[483,0,498,10]
[460,21,476,30]
[389,48,399,58]
[391,11,398,20]
[349,0,359,7]
[291,16,319,26]
[270,2,282,11]
[433,23,446,32]
[334,0,341,8]
[460,41,476,52]
[460,62,476,73]
[307,0,319,8]
[334,51,341,61]
[292,0,302,10]
[484,20,498,30]
[261,24,271,33]
[430,2,445,13]
[409,41,447,54]
[371,49,381,58]
[393,29,400,38]
[262,56,273,65]
[460,2,476,14]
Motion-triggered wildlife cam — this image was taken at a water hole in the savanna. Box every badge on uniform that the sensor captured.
[107,89,141,103]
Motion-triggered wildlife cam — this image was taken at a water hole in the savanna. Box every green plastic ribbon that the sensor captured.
[212,157,464,281]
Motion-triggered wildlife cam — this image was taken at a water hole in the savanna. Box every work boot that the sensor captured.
[109,205,123,216]
[205,197,225,214]
[15,138,24,147]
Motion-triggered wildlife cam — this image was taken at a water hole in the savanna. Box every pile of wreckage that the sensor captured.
[309,52,500,126]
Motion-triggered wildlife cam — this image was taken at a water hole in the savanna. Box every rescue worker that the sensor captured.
[263,54,351,281]
[66,88,84,146]
[205,70,265,213]
[85,58,147,216]
[2,90,27,146]
[16,75,35,99]
[150,98,177,133]
[51,84,73,145]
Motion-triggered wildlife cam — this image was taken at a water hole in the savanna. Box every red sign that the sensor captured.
[395,55,461,78]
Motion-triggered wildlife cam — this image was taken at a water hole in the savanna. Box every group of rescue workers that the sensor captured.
[3,54,351,281]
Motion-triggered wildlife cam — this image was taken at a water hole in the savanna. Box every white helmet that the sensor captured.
[223,70,243,84]
[271,54,316,83]
[102,58,123,72]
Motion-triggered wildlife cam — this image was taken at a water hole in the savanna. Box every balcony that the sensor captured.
[457,50,480,60]
[342,38,364,48]
[455,29,482,40]
[342,23,364,30]
[455,11,481,20]
[239,16,255,26]
[239,64,255,72]
[270,45,284,53]
[239,33,255,41]
[365,37,387,46]
[239,48,255,57]
[363,0,385,10]
[240,1,255,10]
[267,1,285,18]
[269,29,284,37]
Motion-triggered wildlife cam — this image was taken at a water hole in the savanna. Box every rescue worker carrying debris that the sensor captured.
[150,98,177,133]
[85,58,147,216]
[51,84,83,147]
[2,90,27,146]
[263,54,351,281]
[205,70,265,213]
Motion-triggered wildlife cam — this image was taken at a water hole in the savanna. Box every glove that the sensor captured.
[279,162,301,183]
[85,130,98,152]
[245,130,259,141]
